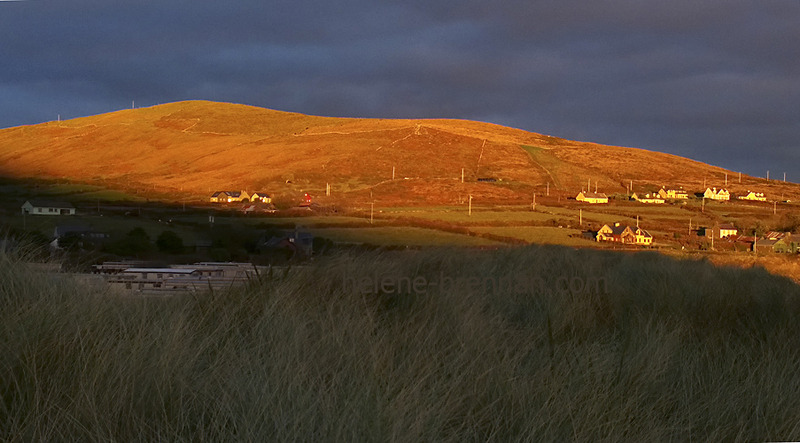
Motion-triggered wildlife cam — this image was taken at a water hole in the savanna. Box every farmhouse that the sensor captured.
[703,187,730,201]
[737,191,767,201]
[596,222,652,245]
[210,190,251,203]
[701,223,738,239]
[631,192,665,204]
[657,187,689,200]
[50,224,107,250]
[21,200,76,216]
[576,191,609,204]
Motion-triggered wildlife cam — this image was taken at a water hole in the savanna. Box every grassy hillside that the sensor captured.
[3,245,800,440]
[2,100,797,206]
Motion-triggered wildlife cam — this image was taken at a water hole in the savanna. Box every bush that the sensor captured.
[104,227,152,257]
[156,230,184,254]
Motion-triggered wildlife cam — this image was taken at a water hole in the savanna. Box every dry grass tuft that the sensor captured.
[2,245,800,440]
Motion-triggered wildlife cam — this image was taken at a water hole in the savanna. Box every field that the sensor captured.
[3,245,800,440]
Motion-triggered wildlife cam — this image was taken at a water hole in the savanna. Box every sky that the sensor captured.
[1,0,798,179]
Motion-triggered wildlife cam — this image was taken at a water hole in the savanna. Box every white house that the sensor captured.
[21,200,76,216]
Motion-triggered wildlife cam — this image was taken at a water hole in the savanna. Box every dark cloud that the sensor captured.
[1,0,798,178]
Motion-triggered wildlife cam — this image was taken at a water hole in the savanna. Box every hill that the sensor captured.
[0,100,796,205]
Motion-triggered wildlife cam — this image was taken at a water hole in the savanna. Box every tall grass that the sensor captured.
[2,245,800,440]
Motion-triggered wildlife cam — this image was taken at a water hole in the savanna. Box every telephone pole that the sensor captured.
[468,195,473,216]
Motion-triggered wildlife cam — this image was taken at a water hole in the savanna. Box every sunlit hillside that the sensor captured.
[1,100,796,205]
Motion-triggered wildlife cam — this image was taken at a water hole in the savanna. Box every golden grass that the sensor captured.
[3,100,800,209]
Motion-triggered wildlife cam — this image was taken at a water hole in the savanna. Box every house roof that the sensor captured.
[122,268,199,274]
[54,225,93,236]
[24,200,74,209]
[718,223,737,230]
[756,239,779,247]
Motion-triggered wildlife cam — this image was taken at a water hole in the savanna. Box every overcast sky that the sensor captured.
[2,1,798,179]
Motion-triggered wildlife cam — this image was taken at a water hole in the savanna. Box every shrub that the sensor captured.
[156,230,184,254]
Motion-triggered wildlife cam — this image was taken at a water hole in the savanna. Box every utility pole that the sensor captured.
[702,198,705,213]
[739,172,741,183]
[767,170,770,181]
[546,182,549,196]
[774,201,777,215]
[392,166,395,181]
[579,209,582,226]
[370,202,374,224]
[784,172,786,182]
[461,168,464,183]
[468,195,472,216]
[531,192,536,211]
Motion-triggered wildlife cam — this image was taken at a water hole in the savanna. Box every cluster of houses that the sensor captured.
[209,191,272,203]
[576,186,769,204]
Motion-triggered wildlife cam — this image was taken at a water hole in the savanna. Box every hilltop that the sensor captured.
[0,100,796,205]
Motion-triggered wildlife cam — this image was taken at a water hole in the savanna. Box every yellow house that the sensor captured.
[718,223,738,238]
[251,192,273,203]
[576,191,609,204]
[703,187,730,201]
[657,187,689,199]
[210,191,251,203]
[737,191,766,201]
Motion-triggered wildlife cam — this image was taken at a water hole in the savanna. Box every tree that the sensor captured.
[156,230,184,254]
[105,227,153,257]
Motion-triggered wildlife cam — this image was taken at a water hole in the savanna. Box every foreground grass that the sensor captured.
[2,246,800,440]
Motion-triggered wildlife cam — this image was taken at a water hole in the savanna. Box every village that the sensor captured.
[6,177,800,278]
